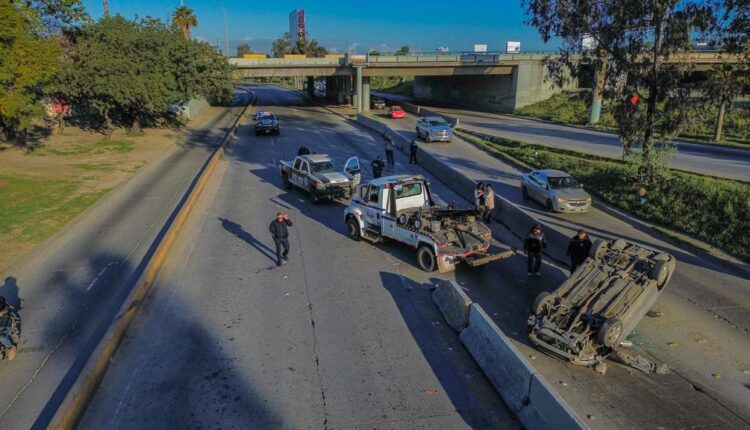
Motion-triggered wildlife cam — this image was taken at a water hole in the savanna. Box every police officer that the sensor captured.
[297,145,311,156]
[269,212,293,266]
[523,224,547,276]
[409,140,418,164]
[567,229,592,273]
[385,139,395,166]
[371,156,385,179]
[0,297,20,361]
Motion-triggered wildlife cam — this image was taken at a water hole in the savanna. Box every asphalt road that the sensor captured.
[78,85,518,430]
[374,92,750,182]
[0,89,252,429]
[79,86,750,429]
[375,107,750,428]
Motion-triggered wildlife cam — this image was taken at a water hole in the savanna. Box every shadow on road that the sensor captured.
[219,217,276,263]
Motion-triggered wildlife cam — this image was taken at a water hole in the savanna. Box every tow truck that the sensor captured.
[279,154,361,203]
[344,175,514,272]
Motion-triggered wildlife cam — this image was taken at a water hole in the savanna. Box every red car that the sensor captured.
[389,105,406,119]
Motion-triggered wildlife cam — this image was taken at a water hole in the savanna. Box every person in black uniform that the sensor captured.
[409,140,418,164]
[297,145,311,156]
[566,229,592,273]
[371,156,386,178]
[523,224,547,276]
[269,212,293,266]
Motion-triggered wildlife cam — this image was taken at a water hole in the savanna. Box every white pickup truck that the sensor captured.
[279,154,361,203]
[344,175,513,272]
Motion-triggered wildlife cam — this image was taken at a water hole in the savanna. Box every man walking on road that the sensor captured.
[484,184,495,224]
[409,140,418,164]
[269,212,293,266]
[567,229,592,273]
[524,224,547,276]
[385,140,395,166]
[372,156,386,179]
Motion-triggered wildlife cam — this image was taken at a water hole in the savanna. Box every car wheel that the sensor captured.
[426,135,431,143]
[545,199,554,211]
[310,192,321,204]
[346,218,361,241]
[282,174,292,190]
[650,260,670,289]
[589,239,607,260]
[417,244,436,272]
[598,318,624,349]
[532,292,554,316]
[521,186,529,200]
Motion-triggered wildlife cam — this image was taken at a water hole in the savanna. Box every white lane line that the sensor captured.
[86,262,119,291]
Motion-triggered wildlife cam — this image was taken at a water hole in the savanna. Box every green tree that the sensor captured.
[368,49,381,56]
[293,34,328,57]
[15,0,88,34]
[272,32,291,57]
[0,0,62,142]
[395,45,410,56]
[171,5,197,39]
[525,0,715,184]
[56,16,232,137]
[703,64,745,141]
[236,42,251,57]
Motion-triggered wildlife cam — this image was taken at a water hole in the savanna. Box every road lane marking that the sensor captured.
[86,262,119,291]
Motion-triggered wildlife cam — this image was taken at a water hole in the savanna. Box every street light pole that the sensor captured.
[216,0,229,56]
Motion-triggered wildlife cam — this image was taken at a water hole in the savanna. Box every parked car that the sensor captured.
[371,97,386,110]
[389,105,406,119]
[415,116,453,142]
[254,110,279,136]
[527,239,677,366]
[521,169,591,212]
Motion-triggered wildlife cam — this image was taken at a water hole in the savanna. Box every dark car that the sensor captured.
[371,97,386,110]
[527,239,676,366]
[255,111,279,136]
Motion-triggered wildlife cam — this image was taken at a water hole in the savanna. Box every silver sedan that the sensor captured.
[521,169,592,213]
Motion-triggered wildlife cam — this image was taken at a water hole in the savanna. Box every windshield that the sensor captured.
[311,161,336,174]
[391,106,402,111]
[548,176,579,189]
[427,119,447,126]
[258,114,275,121]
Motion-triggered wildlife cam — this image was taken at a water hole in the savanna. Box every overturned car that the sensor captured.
[527,239,676,366]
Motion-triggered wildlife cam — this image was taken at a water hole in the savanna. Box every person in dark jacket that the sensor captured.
[297,145,311,156]
[567,229,592,273]
[371,156,386,178]
[385,140,395,165]
[409,140,418,164]
[524,224,547,276]
[269,212,293,266]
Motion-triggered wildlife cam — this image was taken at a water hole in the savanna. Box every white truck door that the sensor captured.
[362,185,383,231]
[343,156,361,186]
[291,158,305,187]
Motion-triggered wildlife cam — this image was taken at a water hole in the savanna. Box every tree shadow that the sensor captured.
[218,217,276,263]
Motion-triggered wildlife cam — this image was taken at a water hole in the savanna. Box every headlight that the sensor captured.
[313,181,323,189]
[556,196,565,203]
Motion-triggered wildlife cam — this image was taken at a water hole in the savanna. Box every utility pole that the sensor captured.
[103,0,109,17]
[217,0,229,56]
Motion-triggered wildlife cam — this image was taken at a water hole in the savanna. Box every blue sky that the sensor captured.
[82,0,559,54]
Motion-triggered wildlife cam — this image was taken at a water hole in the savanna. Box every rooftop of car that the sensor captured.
[535,169,571,177]
[369,174,424,187]
[299,154,332,163]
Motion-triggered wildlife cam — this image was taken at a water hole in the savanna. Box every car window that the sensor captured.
[395,182,422,199]
[427,118,447,126]
[310,161,336,174]
[367,186,380,204]
[301,161,310,174]
[548,176,579,189]
[258,113,275,121]
[293,159,302,170]
[392,106,402,111]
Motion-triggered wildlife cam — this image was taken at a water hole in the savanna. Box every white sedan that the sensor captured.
[521,169,592,213]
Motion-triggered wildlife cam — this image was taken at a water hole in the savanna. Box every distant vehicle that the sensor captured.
[415,116,453,142]
[254,111,279,136]
[389,105,406,119]
[521,169,591,213]
[371,97,386,110]
[344,175,513,272]
[279,154,361,203]
[528,239,677,366]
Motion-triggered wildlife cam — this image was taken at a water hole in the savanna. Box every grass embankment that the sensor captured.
[0,130,175,273]
[515,91,750,148]
[371,76,414,96]
[457,130,750,262]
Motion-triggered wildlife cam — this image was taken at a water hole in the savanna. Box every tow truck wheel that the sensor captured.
[417,244,437,272]
[532,292,554,316]
[346,218,361,241]
[598,318,624,349]
[282,174,291,190]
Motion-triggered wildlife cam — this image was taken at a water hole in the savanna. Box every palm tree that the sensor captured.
[171,5,198,39]
[102,0,109,17]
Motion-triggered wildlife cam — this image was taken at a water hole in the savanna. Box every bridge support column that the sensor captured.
[588,59,607,125]
[355,66,363,114]
[337,77,345,104]
[362,76,370,113]
[307,76,315,99]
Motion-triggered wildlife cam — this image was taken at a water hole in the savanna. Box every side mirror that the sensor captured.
[544,185,550,190]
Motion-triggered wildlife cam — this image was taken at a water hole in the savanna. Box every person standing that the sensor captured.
[524,224,547,276]
[269,212,293,267]
[484,184,495,223]
[567,229,592,273]
[409,140,418,164]
[385,139,395,166]
[0,297,20,361]
[371,156,385,179]
[474,183,485,213]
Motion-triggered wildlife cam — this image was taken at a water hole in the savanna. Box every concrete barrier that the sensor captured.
[519,374,587,430]
[432,279,472,332]
[377,94,460,127]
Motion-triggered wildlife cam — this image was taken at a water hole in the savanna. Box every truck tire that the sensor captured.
[346,218,361,241]
[532,292,554,316]
[598,318,624,349]
[417,244,436,272]
[282,174,291,190]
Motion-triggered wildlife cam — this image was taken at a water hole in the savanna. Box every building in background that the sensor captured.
[289,9,306,46]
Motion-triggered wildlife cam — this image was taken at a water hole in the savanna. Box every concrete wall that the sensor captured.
[414,63,573,113]
[179,98,210,120]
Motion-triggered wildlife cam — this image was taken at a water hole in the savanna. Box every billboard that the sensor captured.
[289,9,306,46]
[506,41,521,53]
[437,46,449,54]
[474,44,488,53]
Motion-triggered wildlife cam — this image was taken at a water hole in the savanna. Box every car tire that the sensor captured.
[545,199,554,211]
[598,318,624,349]
[532,292,554,316]
[346,218,361,241]
[650,260,670,288]
[282,174,292,190]
[521,186,529,200]
[310,192,321,204]
[417,244,437,272]
[589,239,607,260]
